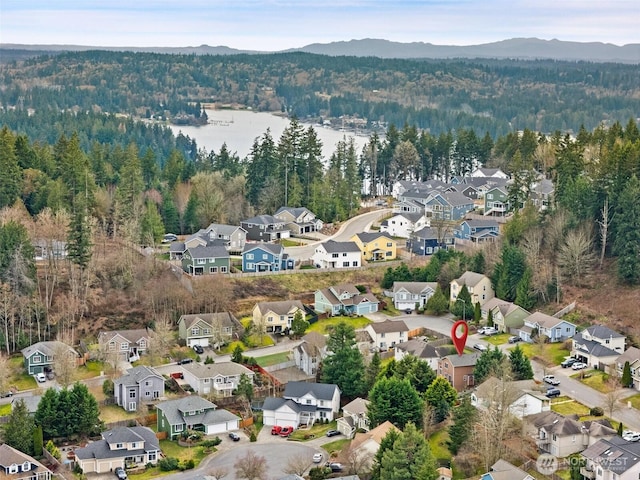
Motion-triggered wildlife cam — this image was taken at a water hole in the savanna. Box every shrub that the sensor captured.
[249,431,257,442]
[180,459,195,470]
[590,406,604,416]
[158,457,179,471]
[102,379,114,396]
[45,440,61,460]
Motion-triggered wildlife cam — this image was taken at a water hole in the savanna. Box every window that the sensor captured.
[332,253,339,258]
[33,355,42,363]
[139,339,146,348]
[210,266,218,273]
[262,254,268,260]
[9,464,18,474]
[306,399,312,405]
[342,261,350,267]
[246,253,254,260]
[221,266,227,273]
[109,341,116,351]
[342,252,347,256]
[386,242,392,247]
[353,261,358,266]
[191,328,200,336]
[175,424,183,432]
[121,343,129,350]
[487,193,493,200]
[116,443,124,449]
[385,251,392,256]
[145,391,151,397]
[131,442,138,449]
[148,452,156,462]
[145,381,150,386]
[197,258,206,264]
[129,390,136,398]
[246,262,254,269]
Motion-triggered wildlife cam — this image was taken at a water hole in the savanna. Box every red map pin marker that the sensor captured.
[451,320,468,356]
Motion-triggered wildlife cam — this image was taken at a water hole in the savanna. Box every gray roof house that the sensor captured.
[98,328,152,362]
[581,436,640,479]
[312,240,362,269]
[337,397,370,438]
[177,312,244,349]
[391,281,439,311]
[114,366,165,412]
[365,320,409,351]
[156,396,240,439]
[262,382,341,428]
[572,325,626,369]
[0,443,52,480]
[293,331,328,377]
[616,346,640,391]
[394,338,445,371]
[21,340,80,375]
[274,206,323,234]
[181,362,255,397]
[481,459,534,480]
[73,426,160,474]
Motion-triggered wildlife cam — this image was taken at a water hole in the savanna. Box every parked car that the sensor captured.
[479,326,498,336]
[326,462,343,472]
[312,452,324,463]
[279,426,294,437]
[543,375,560,386]
[561,357,577,368]
[114,467,128,480]
[177,358,193,365]
[228,432,241,441]
[508,335,522,343]
[45,369,55,380]
[623,432,640,442]
[162,233,178,243]
[326,429,340,437]
[271,426,283,435]
[192,345,204,355]
[35,372,46,383]
[473,343,488,352]
[545,388,561,398]
[572,362,587,370]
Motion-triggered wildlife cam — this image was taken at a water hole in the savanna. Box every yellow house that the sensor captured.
[252,300,305,334]
[350,232,397,262]
[450,271,495,307]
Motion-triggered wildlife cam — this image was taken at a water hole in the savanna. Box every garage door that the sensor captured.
[188,338,209,347]
[206,423,228,435]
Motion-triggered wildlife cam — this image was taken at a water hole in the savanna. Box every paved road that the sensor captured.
[284,208,391,261]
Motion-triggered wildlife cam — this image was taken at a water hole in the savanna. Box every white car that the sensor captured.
[35,372,46,383]
[623,431,640,442]
[572,362,587,370]
[312,452,323,463]
[479,327,498,336]
[543,375,560,386]
[473,343,488,352]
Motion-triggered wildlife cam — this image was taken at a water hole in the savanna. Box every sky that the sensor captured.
[1,0,638,50]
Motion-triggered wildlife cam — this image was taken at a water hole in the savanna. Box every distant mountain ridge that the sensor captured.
[2,37,639,63]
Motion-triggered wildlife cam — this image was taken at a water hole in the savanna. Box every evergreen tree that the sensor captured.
[380,422,438,480]
[424,376,458,423]
[35,387,61,439]
[365,352,382,391]
[621,361,632,388]
[321,322,366,398]
[617,422,624,436]
[515,267,536,310]
[473,347,507,384]
[509,345,534,380]
[613,175,640,284]
[473,302,482,322]
[290,311,309,338]
[425,285,449,314]
[4,398,35,455]
[67,201,93,270]
[447,396,477,454]
[368,377,423,428]
[140,200,165,245]
[451,284,472,320]
[33,425,43,457]
[487,309,494,328]
[371,427,401,480]
[69,382,100,436]
[0,126,22,208]
[231,345,244,363]
[493,244,527,302]
[160,190,180,234]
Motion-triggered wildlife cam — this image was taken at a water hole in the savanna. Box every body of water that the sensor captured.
[169,109,369,161]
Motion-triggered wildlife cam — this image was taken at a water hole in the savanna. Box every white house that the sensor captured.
[391,281,439,311]
[312,240,362,269]
[380,212,429,239]
[394,338,443,371]
[572,325,626,369]
[470,167,508,179]
[365,320,409,351]
[581,437,640,480]
[471,377,551,419]
[450,271,495,307]
[336,397,370,438]
[293,331,328,376]
[262,382,341,428]
[519,312,576,343]
[181,362,255,396]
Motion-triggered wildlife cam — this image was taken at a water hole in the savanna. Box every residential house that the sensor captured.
[21,340,80,375]
[437,466,453,480]
[314,284,379,316]
[437,353,480,392]
[242,243,294,273]
[470,167,509,179]
[407,226,455,256]
[481,297,530,333]
[450,271,495,307]
[391,281,438,311]
[347,421,400,471]
[156,396,240,439]
[181,245,231,275]
[394,338,444,371]
[365,320,409,351]
[0,443,52,480]
[240,214,290,242]
[262,382,341,428]
[294,331,328,376]
[531,178,554,211]
[114,366,165,412]
[455,219,500,242]
[484,185,509,217]
[616,346,640,391]
[73,426,160,474]
[424,191,475,221]
[525,410,616,458]
[177,312,243,349]
[274,206,323,234]
[392,198,426,215]
[252,300,306,334]
[98,329,152,362]
[312,240,362,269]
[572,325,626,370]
[337,397,371,438]
[480,459,534,480]
[580,436,640,480]
[471,377,551,418]
[169,223,247,260]
[519,312,576,343]
[380,212,428,239]
[181,362,254,397]
[350,232,397,262]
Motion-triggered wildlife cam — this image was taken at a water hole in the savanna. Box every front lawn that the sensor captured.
[626,393,640,410]
[518,342,570,367]
[322,438,350,458]
[308,316,372,334]
[99,405,140,424]
[551,397,591,417]
[74,360,106,380]
[571,369,614,393]
[428,428,452,465]
[0,403,11,416]
[130,440,209,479]
[254,352,290,367]
[288,421,338,441]
[486,333,510,346]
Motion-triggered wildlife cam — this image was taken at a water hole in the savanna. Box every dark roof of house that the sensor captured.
[178,312,242,332]
[182,361,254,379]
[255,300,305,316]
[395,339,441,359]
[353,232,394,243]
[275,206,312,218]
[187,245,230,259]
[368,319,409,334]
[320,240,361,253]
[0,443,52,477]
[242,242,284,255]
[461,219,500,228]
[440,191,475,206]
[115,365,162,387]
[412,226,448,240]
[156,396,217,426]
[392,281,438,295]
[74,426,159,461]
[573,333,620,358]
[317,285,378,308]
[98,328,151,344]
[241,214,284,225]
[283,381,340,401]
[526,410,583,435]
[442,352,480,367]
[21,340,78,358]
[581,436,640,474]
[205,223,245,235]
[584,325,625,339]
[389,212,424,223]
[616,346,640,365]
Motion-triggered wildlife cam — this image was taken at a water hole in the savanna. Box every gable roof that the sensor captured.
[0,443,52,476]
[350,420,399,451]
[461,219,500,229]
[484,459,533,480]
[525,311,570,329]
[317,285,379,309]
[115,365,162,387]
[186,244,230,259]
[439,191,475,206]
[283,381,340,401]
[74,426,159,461]
[387,212,425,224]
[182,361,254,379]
[573,332,621,359]
[442,352,480,367]
[583,325,625,339]
[156,396,217,426]
[319,240,361,253]
[301,331,327,350]
[582,436,640,474]
[616,346,640,365]
[178,312,242,331]
[205,223,245,236]
[255,300,305,316]
[412,226,448,240]
[368,319,409,334]
[392,281,438,295]
[241,214,285,226]
[98,328,151,345]
[21,340,78,358]
[475,376,547,402]
[395,339,442,359]
[454,271,487,288]
[275,206,313,218]
[242,242,284,255]
[343,397,370,416]
[352,232,395,244]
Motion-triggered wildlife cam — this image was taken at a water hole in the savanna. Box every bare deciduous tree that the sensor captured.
[557,225,596,284]
[208,466,229,479]
[603,376,624,418]
[284,453,314,476]
[0,354,11,394]
[52,339,78,387]
[147,314,176,363]
[597,197,613,269]
[234,450,267,480]
[345,443,373,476]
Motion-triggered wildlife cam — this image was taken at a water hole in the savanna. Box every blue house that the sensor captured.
[407,227,454,256]
[425,191,474,221]
[314,284,379,316]
[242,243,294,272]
[455,219,500,242]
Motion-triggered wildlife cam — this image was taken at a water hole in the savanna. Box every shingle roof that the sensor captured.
[115,365,162,387]
[187,245,230,259]
[395,339,440,359]
[342,397,370,416]
[454,271,487,288]
[582,436,640,474]
[21,340,78,358]
[573,332,620,358]
[242,214,284,225]
[179,312,242,331]
[442,352,480,367]
[462,219,500,228]
[353,232,394,243]
[526,311,567,329]
[392,281,438,295]
[368,319,409,334]
[206,223,244,236]
[0,443,52,477]
[584,325,625,339]
[182,361,254,379]
[242,242,284,255]
[320,240,361,253]
[74,426,159,461]
[256,300,305,316]
[616,346,640,365]
[98,328,150,344]
[283,381,339,401]
[156,396,217,426]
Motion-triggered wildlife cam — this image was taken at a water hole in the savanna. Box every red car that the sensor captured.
[271,426,282,435]
[279,426,294,437]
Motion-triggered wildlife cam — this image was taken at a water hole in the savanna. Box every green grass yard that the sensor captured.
[254,351,290,367]
[486,333,510,346]
[428,428,452,465]
[626,393,640,410]
[571,369,614,393]
[519,342,570,367]
[129,440,209,479]
[308,316,372,334]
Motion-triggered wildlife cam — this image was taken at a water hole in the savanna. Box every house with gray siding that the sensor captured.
[114,366,165,412]
[240,214,290,242]
[181,244,230,275]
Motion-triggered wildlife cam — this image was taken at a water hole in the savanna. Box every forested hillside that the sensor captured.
[1,50,639,136]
